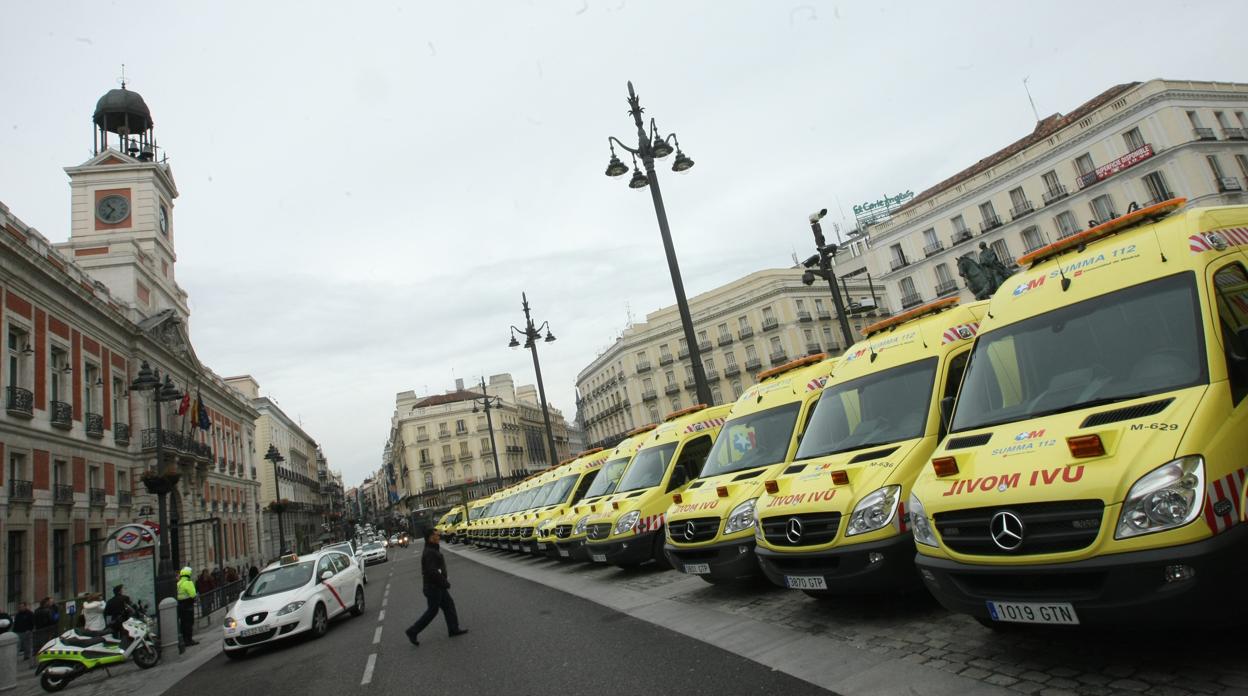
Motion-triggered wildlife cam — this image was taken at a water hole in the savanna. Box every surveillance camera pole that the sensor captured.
[807,213,856,349]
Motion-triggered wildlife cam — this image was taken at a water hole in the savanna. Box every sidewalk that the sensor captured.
[12,614,224,696]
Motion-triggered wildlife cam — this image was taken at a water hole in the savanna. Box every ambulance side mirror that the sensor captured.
[939,397,955,438]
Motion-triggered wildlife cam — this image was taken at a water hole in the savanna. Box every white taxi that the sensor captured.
[357,541,388,565]
[222,550,365,658]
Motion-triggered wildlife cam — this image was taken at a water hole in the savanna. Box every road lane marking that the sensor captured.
[382,597,388,608]
[361,653,377,685]
[373,626,383,644]
[378,609,385,622]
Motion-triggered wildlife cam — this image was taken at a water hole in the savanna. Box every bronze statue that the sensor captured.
[957,244,1014,300]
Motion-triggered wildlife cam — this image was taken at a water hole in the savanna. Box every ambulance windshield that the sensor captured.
[616,443,679,492]
[537,474,579,506]
[952,272,1206,432]
[584,457,631,498]
[796,357,937,459]
[700,402,801,477]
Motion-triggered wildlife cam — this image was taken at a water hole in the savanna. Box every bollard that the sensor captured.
[158,598,179,653]
[0,632,17,692]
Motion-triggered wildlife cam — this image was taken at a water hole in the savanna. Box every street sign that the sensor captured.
[103,523,159,616]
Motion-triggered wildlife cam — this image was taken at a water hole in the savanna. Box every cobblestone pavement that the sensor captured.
[471,548,1248,696]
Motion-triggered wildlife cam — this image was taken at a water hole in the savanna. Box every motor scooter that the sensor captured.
[35,603,160,692]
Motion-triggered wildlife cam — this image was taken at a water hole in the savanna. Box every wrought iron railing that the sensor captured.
[738,327,754,340]
[198,579,246,619]
[663,383,679,395]
[89,488,106,506]
[979,215,1002,232]
[85,412,104,438]
[1193,127,1215,140]
[935,280,959,296]
[900,292,924,309]
[745,358,762,371]
[769,351,789,365]
[5,386,33,417]
[9,479,32,501]
[761,318,779,332]
[1042,185,1068,205]
[635,361,651,373]
[717,334,734,347]
[724,364,741,377]
[53,484,74,504]
[114,422,130,445]
[950,229,974,246]
[1010,200,1034,219]
[51,401,72,429]
[796,311,812,323]
[923,241,944,256]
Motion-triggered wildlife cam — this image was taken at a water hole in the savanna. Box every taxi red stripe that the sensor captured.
[323,581,347,611]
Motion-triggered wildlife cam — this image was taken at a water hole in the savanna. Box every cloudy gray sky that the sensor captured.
[2,1,1240,486]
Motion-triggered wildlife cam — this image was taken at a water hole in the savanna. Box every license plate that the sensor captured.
[240,625,269,637]
[590,553,607,563]
[784,575,827,590]
[558,548,569,558]
[987,601,1079,625]
[510,544,518,551]
[684,563,711,575]
[536,542,546,550]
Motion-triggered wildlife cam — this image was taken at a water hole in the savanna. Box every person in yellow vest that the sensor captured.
[176,567,198,648]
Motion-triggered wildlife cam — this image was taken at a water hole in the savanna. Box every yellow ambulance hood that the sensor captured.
[762,438,925,518]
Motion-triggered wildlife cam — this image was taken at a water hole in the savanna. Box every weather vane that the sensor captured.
[118,63,126,89]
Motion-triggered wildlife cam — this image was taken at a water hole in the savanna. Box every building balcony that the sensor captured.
[717,334,734,347]
[1218,177,1244,193]
[416,434,430,442]
[738,326,754,340]
[9,479,32,502]
[805,343,822,355]
[704,369,719,381]
[1193,127,1216,141]
[683,377,697,391]
[745,358,762,371]
[53,484,74,505]
[441,457,455,465]
[934,280,960,297]
[1042,185,1069,205]
[658,354,674,366]
[114,422,130,446]
[724,364,740,377]
[796,311,813,323]
[769,351,789,365]
[889,257,909,272]
[118,490,132,507]
[1223,127,1246,140]
[697,341,712,353]
[85,412,104,438]
[642,389,658,402]
[817,309,832,321]
[89,487,106,507]
[950,230,974,247]
[420,459,434,469]
[505,445,523,454]
[458,454,474,462]
[922,241,944,257]
[438,432,451,439]
[979,215,1002,233]
[635,361,652,374]
[761,318,779,332]
[51,400,72,430]
[1010,200,1035,220]
[900,292,924,309]
[5,386,33,419]
[663,383,679,396]
[677,346,689,359]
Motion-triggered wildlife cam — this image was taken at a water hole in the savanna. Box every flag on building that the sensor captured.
[197,391,210,431]
[177,391,191,416]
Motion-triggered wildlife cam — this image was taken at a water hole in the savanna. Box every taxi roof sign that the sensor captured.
[863,297,959,337]
[1018,197,1186,268]
[279,553,300,565]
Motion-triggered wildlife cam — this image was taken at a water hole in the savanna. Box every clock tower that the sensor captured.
[56,82,189,322]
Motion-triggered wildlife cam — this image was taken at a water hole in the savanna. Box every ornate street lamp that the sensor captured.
[131,360,183,601]
[264,444,288,555]
[602,82,711,406]
[507,293,561,469]
[470,376,505,483]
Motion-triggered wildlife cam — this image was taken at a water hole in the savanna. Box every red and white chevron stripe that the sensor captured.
[941,322,980,345]
[1203,465,1247,534]
[893,499,908,533]
[685,418,726,433]
[1191,227,1248,253]
[806,376,829,392]
[635,512,665,533]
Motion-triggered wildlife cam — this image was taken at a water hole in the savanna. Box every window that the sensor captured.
[53,459,68,489]
[635,350,647,363]
[762,306,774,321]
[1207,155,1227,180]
[922,228,938,249]
[1042,170,1063,197]
[934,263,954,285]
[664,369,675,386]
[1212,263,1248,404]
[950,214,968,235]
[659,344,671,360]
[731,380,743,398]
[52,529,68,597]
[745,344,758,360]
[458,442,470,456]
[1142,171,1173,203]
[716,323,729,340]
[1187,110,1205,130]
[795,299,806,313]
[647,406,659,423]
[899,277,919,305]
[642,377,653,391]
[737,316,749,331]
[423,472,433,488]
[441,445,452,460]
[1122,127,1145,151]
[822,326,836,349]
[1090,195,1117,225]
[803,328,814,344]
[1237,155,1248,181]
[889,243,907,269]
[1215,111,1233,129]
[724,352,737,367]
[50,345,69,404]
[8,451,27,486]
[1074,153,1095,177]
[697,330,708,344]
[669,398,680,412]
[455,419,466,434]
[438,423,449,436]
[1054,210,1079,239]
[769,336,782,353]
[83,362,100,413]
[1008,187,1029,210]
[814,298,826,314]
[7,325,30,390]
[444,467,454,483]
[704,357,715,372]
[112,377,126,423]
[1020,226,1048,253]
[979,201,999,226]
[1239,112,1248,130]
[419,448,429,464]
[6,531,24,605]
[990,239,1013,266]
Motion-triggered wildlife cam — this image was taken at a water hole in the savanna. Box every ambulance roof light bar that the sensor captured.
[757,353,828,382]
[664,404,708,421]
[1018,197,1186,268]
[863,297,959,337]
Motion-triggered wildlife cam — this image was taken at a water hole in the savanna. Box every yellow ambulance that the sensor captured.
[584,403,733,567]
[434,505,466,543]
[663,354,838,582]
[525,452,613,556]
[551,431,650,561]
[910,200,1248,627]
[505,466,567,552]
[754,299,986,594]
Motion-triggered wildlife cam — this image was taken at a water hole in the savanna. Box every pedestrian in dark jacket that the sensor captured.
[404,529,467,646]
[13,602,34,660]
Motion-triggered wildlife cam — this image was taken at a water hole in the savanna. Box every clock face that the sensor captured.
[96,195,130,224]
[159,205,169,235]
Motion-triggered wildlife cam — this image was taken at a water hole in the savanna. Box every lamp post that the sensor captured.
[264,444,288,556]
[131,361,183,601]
[508,293,561,470]
[801,209,856,350]
[470,376,504,484]
[602,81,711,406]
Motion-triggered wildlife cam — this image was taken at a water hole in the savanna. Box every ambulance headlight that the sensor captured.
[614,511,640,535]
[847,486,901,536]
[537,519,554,534]
[1116,456,1204,539]
[723,498,758,536]
[573,515,590,535]
[908,492,938,547]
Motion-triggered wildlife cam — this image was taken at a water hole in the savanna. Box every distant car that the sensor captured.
[321,541,368,585]
[222,550,365,658]
[358,541,388,565]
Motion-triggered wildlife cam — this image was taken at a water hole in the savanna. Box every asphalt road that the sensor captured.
[171,544,837,695]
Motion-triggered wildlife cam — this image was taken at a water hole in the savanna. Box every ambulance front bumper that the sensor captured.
[664,537,761,581]
[586,530,659,566]
[915,523,1248,626]
[553,538,590,561]
[756,533,920,593]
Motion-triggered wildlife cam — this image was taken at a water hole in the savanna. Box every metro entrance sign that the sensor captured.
[854,190,915,226]
[103,522,159,616]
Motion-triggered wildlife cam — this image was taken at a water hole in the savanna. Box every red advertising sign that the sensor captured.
[1080,144,1154,188]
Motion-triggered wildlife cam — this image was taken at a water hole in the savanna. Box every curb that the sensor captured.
[446,545,1009,696]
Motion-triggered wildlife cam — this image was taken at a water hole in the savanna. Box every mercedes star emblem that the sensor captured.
[785,517,804,544]
[683,520,697,541]
[989,510,1024,551]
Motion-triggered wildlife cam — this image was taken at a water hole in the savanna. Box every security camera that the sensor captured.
[809,209,828,224]
[801,254,820,268]
[801,270,816,286]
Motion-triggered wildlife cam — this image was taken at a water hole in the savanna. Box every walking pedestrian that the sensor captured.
[32,598,57,663]
[176,567,199,648]
[404,529,468,646]
[13,602,34,660]
[248,562,259,583]
[81,593,106,631]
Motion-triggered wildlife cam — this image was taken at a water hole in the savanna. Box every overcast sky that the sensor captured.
[1,1,1240,487]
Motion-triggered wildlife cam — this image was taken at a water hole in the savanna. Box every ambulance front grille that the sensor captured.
[934,499,1104,556]
[586,523,612,540]
[760,512,842,547]
[554,525,573,539]
[667,517,720,544]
